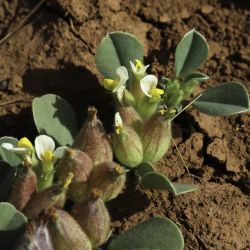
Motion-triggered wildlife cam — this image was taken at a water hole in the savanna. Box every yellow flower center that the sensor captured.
[18,137,33,149]
[149,88,164,102]
[42,150,54,164]
[135,59,143,71]
[115,125,122,135]
[103,79,118,91]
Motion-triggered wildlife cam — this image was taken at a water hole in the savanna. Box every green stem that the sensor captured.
[37,162,54,192]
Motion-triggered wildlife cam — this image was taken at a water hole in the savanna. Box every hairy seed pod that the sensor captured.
[7,166,37,211]
[117,105,143,132]
[23,173,73,220]
[141,112,172,162]
[113,125,143,168]
[73,106,113,166]
[71,192,111,247]
[48,209,92,250]
[15,220,53,250]
[23,185,66,220]
[89,161,126,202]
[57,149,93,202]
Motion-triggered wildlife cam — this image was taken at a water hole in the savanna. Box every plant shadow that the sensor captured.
[107,172,150,221]
[22,64,114,132]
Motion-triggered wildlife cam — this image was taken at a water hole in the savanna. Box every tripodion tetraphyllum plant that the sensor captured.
[95,29,249,193]
[0,30,249,250]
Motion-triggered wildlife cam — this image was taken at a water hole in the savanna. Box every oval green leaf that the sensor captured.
[175,29,208,77]
[95,31,144,82]
[0,137,21,167]
[141,171,175,192]
[0,202,27,249]
[108,217,184,250]
[32,94,78,146]
[184,72,209,83]
[171,182,198,195]
[193,82,250,116]
[137,162,155,177]
[141,171,198,195]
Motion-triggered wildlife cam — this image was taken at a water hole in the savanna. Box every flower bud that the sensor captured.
[165,79,180,94]
[181,79,198,99]
[117,105,143,132]
[71,192,111,247]
[113,113,143,168]
[57,149,93,202]
[15,221,53,250]
[24,173,74,220]
[7,166,37,211]
[48,209,92,250]
[73,107,113,166]
[141,111,172,162]
[167,90,184,107]
[89,161,126,202]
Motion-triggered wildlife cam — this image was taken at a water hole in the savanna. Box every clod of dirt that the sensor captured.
[178,132,204,169]
[47,0,91,24]
[190,109,223,138]
[207,138,226,163]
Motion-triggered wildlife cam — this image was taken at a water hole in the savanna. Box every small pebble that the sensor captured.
[201,5,214,15]
[0,80,8,90]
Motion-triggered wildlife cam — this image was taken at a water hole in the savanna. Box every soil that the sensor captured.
[0,0,249,249]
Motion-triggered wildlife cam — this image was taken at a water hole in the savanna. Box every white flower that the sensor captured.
[130,59,149,79]
[35,135,56,164]
[113,66,129,92]
[2,137,33,155]
[114,112,123,135]
[140,75,164,102]
[103,66,129,92]
[117,85,125,103]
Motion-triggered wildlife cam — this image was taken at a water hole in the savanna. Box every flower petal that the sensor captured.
[138,64,150,76]
[130,61,137,73]
[35,135,55,160]
[113,66,129,92]
[115,112,123,128]
[117,85,125,103]
[2,142,30,154]
[140,75,158,97]
[1,143,15,150]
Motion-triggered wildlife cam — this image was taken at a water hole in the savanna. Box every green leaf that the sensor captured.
[0,202,27,249]
[32,94,78,146]
[171,182,198,195]
[95,31,144,82]
[0,137,21,167]
[137,162,155,177]
[193,82,250,116]
[108,217,184,250]
[175,29,208,77]
[0,161,17,201]
[184,72,209,82]
[54,146,68,159]
[141,171,198,195]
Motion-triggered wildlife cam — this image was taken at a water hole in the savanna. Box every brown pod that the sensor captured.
[89,161,126,202]
[57,149,93,202]
[73,106,113,166]
[7,166,37,211]
[23,184,67,220]
[15,220,53,250]
[48,209,92,250]
[71,192,111,247]
[117,105,143,132]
